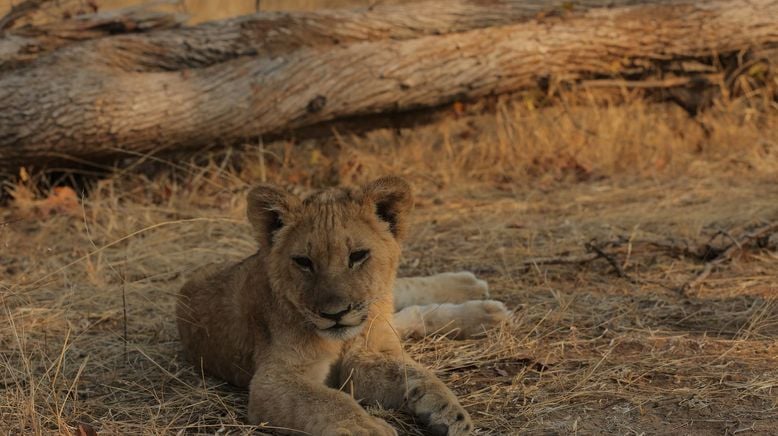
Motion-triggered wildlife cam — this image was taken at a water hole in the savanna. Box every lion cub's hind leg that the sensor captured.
[393,272,509,339]
[394,300,510,339]
[393,271,489,310]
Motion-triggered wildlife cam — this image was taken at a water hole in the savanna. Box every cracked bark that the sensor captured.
[0,0,776,175]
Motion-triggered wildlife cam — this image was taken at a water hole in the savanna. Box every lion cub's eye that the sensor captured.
[349,249,370,268]
[291,256,314,272]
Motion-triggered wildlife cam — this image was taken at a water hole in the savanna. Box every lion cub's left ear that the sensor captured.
[362,176,414,240]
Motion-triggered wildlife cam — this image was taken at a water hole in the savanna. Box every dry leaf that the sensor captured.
[11,185,81,219]
[76,423,98,436]
[452,101,465,116]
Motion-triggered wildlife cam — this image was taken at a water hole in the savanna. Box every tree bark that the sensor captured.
[2,0,668,72]
[0,0,776,175]
[0,2,188,72]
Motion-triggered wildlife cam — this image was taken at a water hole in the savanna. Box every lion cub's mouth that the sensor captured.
[312,314,368,340]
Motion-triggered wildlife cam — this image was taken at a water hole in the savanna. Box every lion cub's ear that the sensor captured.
[362,176,414,240]
[247,184,301,249]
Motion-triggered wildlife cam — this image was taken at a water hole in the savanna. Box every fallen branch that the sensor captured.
[584,240,641,284]
[1,3,188,71]
[520,253,599,267]
[521,225,778,293]
[680,222,778,293]
[0,0,776,174]
[2,0,654,72]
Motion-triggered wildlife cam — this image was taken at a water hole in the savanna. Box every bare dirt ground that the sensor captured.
[2,98,777,435]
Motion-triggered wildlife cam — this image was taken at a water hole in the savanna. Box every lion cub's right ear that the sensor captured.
[246,184,301,250]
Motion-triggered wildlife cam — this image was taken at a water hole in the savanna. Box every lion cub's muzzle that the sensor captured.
[310,301,368,340]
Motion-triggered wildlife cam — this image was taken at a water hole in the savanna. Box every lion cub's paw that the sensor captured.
[408,384,473,435]
[438,271,490,302]
[443,300,510,339]
[396,300,511,339]
[319,415,397,436]
[459,300,510,334]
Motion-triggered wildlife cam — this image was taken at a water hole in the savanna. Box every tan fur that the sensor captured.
[177,177,473,435]
[393,271,490,310]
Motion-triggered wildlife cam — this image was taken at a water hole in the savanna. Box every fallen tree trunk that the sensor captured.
[0,0,776,175]
[0,1,188,72]
[2,0,666,72]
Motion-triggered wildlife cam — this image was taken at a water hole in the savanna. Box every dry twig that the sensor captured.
[520,253,599,267]
[584,240,648,285]
[680,222,778,293]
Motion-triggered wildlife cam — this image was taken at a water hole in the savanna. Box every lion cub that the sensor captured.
[177,177,473,435]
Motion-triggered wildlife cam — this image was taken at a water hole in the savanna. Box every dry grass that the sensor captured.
[2,96,778,435]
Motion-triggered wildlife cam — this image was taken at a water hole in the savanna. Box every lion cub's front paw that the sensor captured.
[407,383,473,436]
[318,415,397,436]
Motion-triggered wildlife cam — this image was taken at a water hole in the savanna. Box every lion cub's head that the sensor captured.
[247,177,413,340]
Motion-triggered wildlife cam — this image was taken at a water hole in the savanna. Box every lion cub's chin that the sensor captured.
[314,322,366,341]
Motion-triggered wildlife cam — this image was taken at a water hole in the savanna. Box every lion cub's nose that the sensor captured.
[319,303,353,322]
